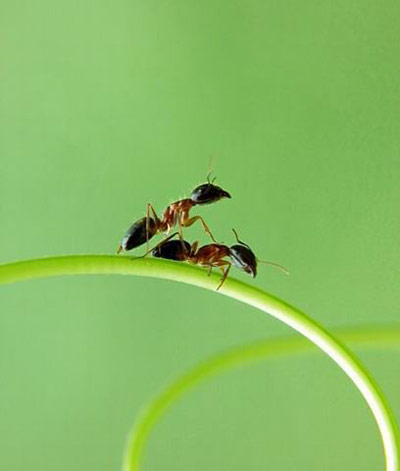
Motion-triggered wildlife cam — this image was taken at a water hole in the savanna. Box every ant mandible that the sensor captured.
[117,176,231,254]
[150,229,289,290]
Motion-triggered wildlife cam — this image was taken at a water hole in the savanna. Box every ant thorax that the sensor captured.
[162,199,194,231]
[191,244,230,265]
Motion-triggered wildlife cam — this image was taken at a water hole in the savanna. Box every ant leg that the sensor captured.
[214,261,232,291]
[145,204,162,256]
[189,241,198,258]
[177,221,186,250]
[183,216,217,242]
[138,232,179,260]
[147,203,162,225]
[146,204,151,255]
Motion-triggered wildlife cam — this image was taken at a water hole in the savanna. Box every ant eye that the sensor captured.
[191,183,231,205]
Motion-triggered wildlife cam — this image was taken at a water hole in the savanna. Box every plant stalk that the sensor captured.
[0,255,399,471]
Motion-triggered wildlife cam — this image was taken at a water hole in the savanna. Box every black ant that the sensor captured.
[151,229,288,290]
[117,177,231,254]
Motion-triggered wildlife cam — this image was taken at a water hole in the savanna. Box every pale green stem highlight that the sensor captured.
[0,255,399,471]
[125,327,400,470]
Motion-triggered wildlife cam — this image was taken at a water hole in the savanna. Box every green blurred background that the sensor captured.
[1,0,399,469]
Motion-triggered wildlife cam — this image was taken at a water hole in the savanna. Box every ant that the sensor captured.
[117,176,231,254]
[151,229,289,290]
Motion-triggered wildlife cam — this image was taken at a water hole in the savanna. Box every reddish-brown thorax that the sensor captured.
[160,199,195,232]
[189,244,230,266]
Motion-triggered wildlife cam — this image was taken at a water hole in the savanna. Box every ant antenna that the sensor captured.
[206,172,217,185]
[232,228,251,250]
[257,259,290,276]
[206,154,217,184]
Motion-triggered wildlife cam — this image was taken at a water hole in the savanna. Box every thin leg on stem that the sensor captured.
[135,232,179,260]
[146,204,151,255]
[215,261,231,290]
[145,204,162,256]
[177,222,187,251]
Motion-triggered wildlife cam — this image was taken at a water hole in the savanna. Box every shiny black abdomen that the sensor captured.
[121,217,157,251]
[152,239,191,261]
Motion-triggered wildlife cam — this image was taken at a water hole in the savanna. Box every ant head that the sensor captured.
[229,229,257,278]
[191,176,231,205]
[152,239,191,261]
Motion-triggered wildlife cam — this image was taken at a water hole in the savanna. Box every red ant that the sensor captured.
[117,177,231,254]
[151,230,289,290]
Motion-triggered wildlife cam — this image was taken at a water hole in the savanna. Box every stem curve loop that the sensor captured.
[0,255,399,471]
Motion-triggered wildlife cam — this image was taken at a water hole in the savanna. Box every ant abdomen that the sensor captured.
[119,217,157,252]
[152,240,191,261]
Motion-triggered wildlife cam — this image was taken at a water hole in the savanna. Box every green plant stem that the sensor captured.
[125,326,400,471]
[1,255,399,471]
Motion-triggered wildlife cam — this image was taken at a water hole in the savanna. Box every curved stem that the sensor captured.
[0,255,399,471]
[124,327,400,470]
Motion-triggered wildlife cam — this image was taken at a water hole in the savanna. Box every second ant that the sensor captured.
[151,230,289,290]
